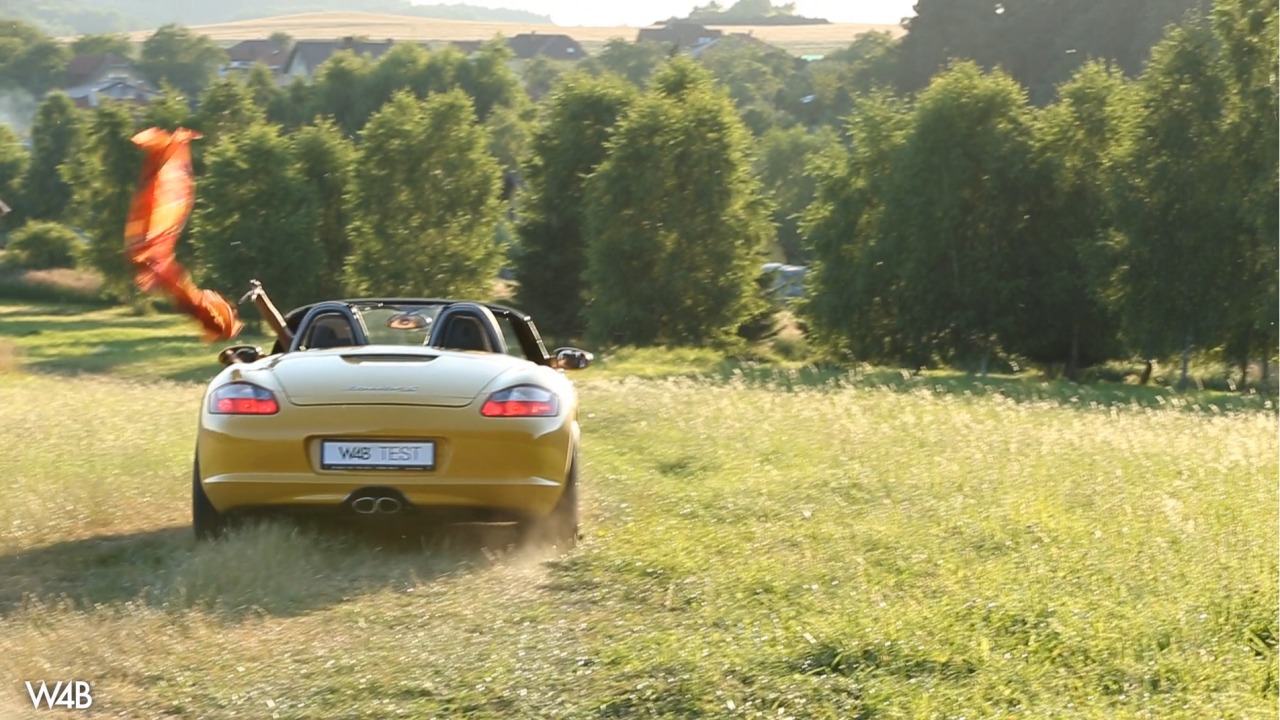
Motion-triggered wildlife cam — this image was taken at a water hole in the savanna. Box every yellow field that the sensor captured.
[123,11,901,55]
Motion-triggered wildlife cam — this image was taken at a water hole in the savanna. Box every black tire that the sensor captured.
[192,455,227,541]
[520,456,579,550]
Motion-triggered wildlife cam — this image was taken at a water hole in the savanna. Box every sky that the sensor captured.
[413,1,917,27]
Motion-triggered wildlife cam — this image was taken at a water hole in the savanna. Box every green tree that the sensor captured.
[143,83,192,131]
[457,39,524,121]
[1113,22,1233,388]
[4,220,79,269]
[366,43,432,118]
[0,124,30,231]
[62,102,139,299]
[583,59,772,347]
[138,24,227,98]
[756,124,839,263]
[585,39,668,88]
[794,32,899,129]
[346,90,504,298]
[514,73,638,338]
[894,0,1209,105]
[889,62,1043,370]
[1018,61,1128,378]
[484,103,530,173]
[23,92,83,222]
[698,35,803,134]
[190,123,324,315]
[807,63,1043,369]
[192,78,264,147]
[0,20,70,96]
[312,50,377,136]
[522,56,564,98]
[690,0,797,20]
[291,120,357,299]
[801,92,911,360]
[413,45,468,97]
[70,33,134,58]
[271,78,316,129]
[724,0,774,18]
[244,63,285,117]
[1213,0,1278,383]
[268,32,294,52]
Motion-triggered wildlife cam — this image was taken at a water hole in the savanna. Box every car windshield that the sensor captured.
[353,305,444,346]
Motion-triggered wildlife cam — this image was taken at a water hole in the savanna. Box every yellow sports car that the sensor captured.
[193,297,592,546]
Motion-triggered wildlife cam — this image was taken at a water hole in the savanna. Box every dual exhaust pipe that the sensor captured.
[350,496,403,514]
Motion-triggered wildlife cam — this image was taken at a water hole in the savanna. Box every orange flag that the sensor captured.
[125,127,242,342]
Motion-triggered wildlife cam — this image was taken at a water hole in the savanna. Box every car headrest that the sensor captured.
[428,303,506,354]
[440,317,492,352]
[308,317,353,349]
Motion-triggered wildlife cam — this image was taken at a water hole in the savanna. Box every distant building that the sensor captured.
[66,79,161,109]
[63,54,157,109]
[222,39,290,75]
[505,32,585,61]
[688,31,785,59]
[636,23,723,51]
[281,37,397,82]
[65,53,146,88]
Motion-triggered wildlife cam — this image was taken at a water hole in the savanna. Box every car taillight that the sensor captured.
[481,385,559,417]
[209,382,279,415]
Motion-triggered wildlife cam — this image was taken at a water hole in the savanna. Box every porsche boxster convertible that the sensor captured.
[193,293,592,546]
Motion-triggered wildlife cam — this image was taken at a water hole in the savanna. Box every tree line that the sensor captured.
[0,0,1274,386]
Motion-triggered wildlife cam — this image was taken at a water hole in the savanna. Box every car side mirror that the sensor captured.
[218,344,263,366]
[554,347,593,371]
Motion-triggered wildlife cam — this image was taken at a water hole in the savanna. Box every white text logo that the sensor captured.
[24,681,93,710]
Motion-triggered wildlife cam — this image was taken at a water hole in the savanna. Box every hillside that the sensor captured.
[1,0,552,36]
[120,11,903,55]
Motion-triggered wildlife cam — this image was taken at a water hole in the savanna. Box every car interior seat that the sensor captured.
[427,303,507,354]
[307,316,355,349]
[438,316,493,352]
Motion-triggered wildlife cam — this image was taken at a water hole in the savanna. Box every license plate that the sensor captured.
[321,440,435,471]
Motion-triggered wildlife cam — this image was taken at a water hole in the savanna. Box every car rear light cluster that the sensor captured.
[481,385,559,417]
[209,382,279,415]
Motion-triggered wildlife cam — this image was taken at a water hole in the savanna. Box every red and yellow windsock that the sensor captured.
[124,127,242,342]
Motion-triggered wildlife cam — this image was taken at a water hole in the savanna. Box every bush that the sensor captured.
[4,221,80,270]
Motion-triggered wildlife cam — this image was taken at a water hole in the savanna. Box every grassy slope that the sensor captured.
[0,302,1276,718]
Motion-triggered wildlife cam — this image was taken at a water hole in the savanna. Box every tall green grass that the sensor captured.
[0,370,1274,718]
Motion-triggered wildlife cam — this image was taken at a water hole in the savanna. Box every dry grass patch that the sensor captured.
[119,11,901,54]
[0,268,106,306]
[0,339,21,373]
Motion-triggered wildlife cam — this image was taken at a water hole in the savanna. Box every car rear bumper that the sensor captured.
[200,472,564,516]
[197,405,576,516]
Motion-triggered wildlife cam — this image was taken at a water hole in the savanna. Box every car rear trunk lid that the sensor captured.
[269,348,514,407]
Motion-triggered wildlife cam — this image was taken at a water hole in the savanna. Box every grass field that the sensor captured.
[119,11,902,56]
[0,301,1276,718]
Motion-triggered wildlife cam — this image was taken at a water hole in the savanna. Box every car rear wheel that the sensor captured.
[192,455,227,541]
[520,456,579,550]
